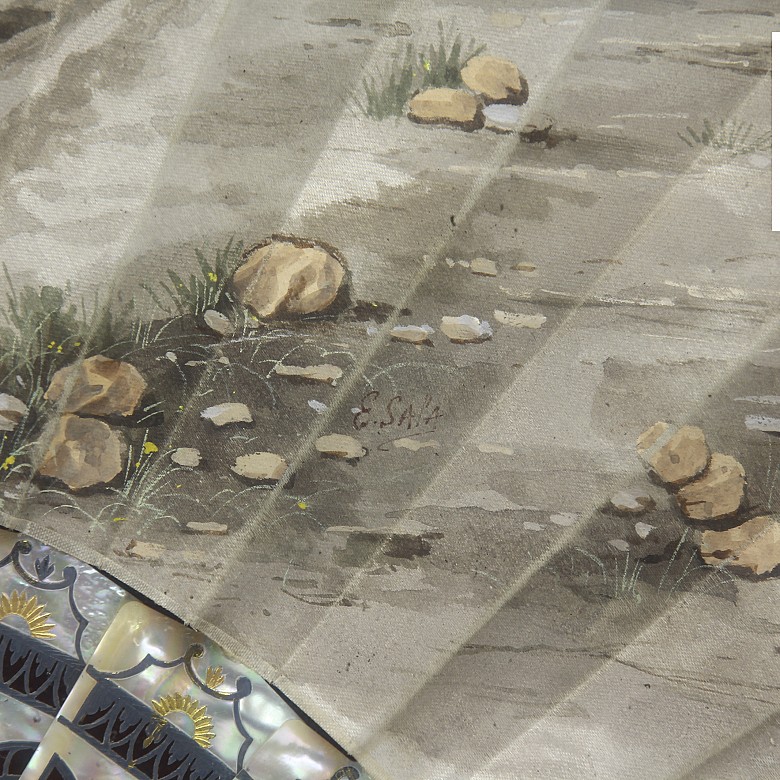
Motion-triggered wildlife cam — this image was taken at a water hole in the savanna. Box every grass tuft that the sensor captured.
[574,547,643,603]
[142,238,244,317]
[360,22,486,119]
[0,266,135,484]
[418,21,486,90]
[362,44,417,120]
[678,118,770,154]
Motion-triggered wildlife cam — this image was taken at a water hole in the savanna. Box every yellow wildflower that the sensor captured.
[112,516,126,523]
[56,345,63,353]
[208,272,218,282]
[143,441,158,455]
[423,59,431,71]
[297,501,308,510]
[1,455,16,471]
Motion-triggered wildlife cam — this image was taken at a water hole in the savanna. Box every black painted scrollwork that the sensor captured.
[0,741,38,780]
[0,623,82,716]
[61,674,235,780]
[39,754,76,780]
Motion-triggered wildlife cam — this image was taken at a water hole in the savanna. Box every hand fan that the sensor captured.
[0,3,776,778]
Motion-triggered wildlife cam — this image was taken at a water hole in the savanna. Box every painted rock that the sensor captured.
[610,488,656,515]
[201,402,253,427]
[203,309,234,337]
[315,434,365,459]
[232,452,287,481]
[470,257,498,276]
[460,55,529,105]
[0,393,28,432]
[125,539,165,561]
[274,363,343,385]
[390,325,434,345]
[186,521,229,535]
[170,447,202,467]
[440,315,492,343]
[38,413,126,490]
[482,104,523,134]
[636,422,709,486]
[408,88,484,131]
[676,453,746,521]
[700,515,780,575]
[233,237,346,319]
[45,355,147,417]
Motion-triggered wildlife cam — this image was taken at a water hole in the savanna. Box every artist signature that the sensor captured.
[352,391,444,432]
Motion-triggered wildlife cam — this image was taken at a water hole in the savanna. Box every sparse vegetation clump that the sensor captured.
[417,23,485,90]
[678,118,770,154]
[0,268,136,483]
[0,267,135,393]
[360,22,486,119]
[362,44,417,120]
[142,237,244,317]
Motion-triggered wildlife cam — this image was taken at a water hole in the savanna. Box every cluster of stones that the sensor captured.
[391,316,491,346]
[407,55,528,133]
[38,356,146,491]
[3,236,371,506]
[3,233,511,527]
[635,422,779,577]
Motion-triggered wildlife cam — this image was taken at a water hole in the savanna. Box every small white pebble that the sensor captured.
[608,539,631,553]
[477,442,514,455]
[635,522,655,540]
[308,400,328,414]
[524,522,545,532]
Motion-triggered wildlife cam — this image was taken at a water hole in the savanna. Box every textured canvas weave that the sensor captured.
[0,2,776,778]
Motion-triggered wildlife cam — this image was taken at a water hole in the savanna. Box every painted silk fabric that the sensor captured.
[0,2,777,778]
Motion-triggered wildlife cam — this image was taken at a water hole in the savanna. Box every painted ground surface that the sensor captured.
[0,1,777,778]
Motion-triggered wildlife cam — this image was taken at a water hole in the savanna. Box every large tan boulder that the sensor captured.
[408,88,484,131]
[636,422,709,486]
[232,237,346,319]
[700,515,780,576]
[45,355,146,417]
[37,414,126,490]
[460,55,529,105]
[676,453,746,521]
